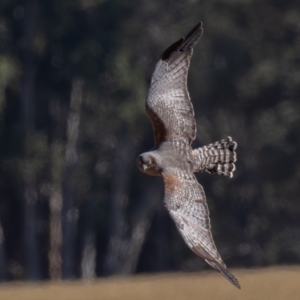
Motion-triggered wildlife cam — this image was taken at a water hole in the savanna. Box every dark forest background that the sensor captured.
[0,0,299,281]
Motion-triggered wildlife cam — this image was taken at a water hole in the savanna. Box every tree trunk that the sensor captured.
[48,183,63,280]
[47,99,64,280]
[20,0,40,280]
[104,135,161,275]
[61,78,84,278]
[103,137,132,275]
[120,181,161,274]
[80,195,96,280]
[20,0,38,132]
[23,174,40,280]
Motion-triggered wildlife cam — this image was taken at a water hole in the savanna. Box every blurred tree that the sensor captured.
[61,78,83,278]
[0,0,299,282]
[19,0,41,280]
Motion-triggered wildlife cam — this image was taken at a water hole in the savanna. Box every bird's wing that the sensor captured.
[162,170,240,289]
[146,23,203,146]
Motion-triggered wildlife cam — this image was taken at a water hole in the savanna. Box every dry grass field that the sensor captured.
[0,266,299,300]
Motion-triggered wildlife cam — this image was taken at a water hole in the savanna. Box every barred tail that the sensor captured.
[192,136,237,178]
[205,259,241,289]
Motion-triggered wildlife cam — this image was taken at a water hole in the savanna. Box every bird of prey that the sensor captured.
[137,23,240,289]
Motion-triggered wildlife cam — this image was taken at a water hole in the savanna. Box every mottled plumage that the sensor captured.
[137,23,240,289]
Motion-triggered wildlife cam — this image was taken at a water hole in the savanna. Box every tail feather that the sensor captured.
[192,136,237,178]
[205,260,241,289]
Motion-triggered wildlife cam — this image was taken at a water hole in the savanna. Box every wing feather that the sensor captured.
[146,23,203,146]
[162,170,240,289]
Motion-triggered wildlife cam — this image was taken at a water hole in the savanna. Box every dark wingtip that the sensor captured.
[160,37,185,61]
[206,259,241,289]
[179,22,203,52]
[184,22,203,41]
[160,22,203,61]
[218,265,241,289]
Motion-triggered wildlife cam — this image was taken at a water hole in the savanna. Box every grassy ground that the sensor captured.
[0,266,299,300]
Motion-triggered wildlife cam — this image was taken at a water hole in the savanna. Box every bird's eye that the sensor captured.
[147,159,152,165]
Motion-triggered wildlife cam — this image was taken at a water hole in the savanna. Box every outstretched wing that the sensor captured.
[162,170,240,289]
[146,23,203,146]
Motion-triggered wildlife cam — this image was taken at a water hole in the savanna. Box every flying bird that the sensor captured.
[137,23,240,289]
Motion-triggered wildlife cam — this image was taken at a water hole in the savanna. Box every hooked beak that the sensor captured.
[137,156,148,172]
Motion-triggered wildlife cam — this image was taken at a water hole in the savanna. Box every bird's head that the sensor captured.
[137,152,162,176]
